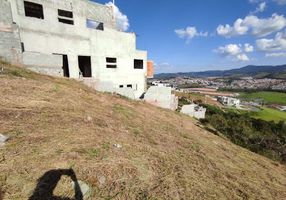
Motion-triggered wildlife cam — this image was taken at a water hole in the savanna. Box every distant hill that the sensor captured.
[155,64,286,79]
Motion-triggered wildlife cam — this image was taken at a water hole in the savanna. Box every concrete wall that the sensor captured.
[144,86,178,110]
[23,52,63,76]
[181,104,206,119]
[0,0,22,65]
[1,0,147,99]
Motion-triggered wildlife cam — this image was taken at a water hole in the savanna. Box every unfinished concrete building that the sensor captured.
[0,0,148,99]
[144,86,178,111]
[181,104,206,119]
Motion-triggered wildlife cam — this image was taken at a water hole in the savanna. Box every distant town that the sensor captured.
[150,76,286,91]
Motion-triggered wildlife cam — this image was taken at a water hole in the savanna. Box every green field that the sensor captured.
[239,91,286,105]
[250,107,286,122]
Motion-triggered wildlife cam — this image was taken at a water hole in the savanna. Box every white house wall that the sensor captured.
[2,0,147,99]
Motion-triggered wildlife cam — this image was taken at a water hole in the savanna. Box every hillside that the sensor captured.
[155,64,286,79]
[0,61,286,200]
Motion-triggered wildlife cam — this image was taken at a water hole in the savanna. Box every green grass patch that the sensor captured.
[250,107,286,122]
[239,91,286,105]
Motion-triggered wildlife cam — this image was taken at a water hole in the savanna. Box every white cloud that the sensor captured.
[216,19,248,37]
[216,44,242,56]
[251,2,267,14]
[215,43,252,62]
[217,14,286,37]
[250,0,286,5]
[265,52,286,57]
[106,2,129,31]
[273,0,286,5]
[236,54,250,61]
[256,31,286,51]
[244,43,254,52]
[175,26,208,42]
[258,2,267,12]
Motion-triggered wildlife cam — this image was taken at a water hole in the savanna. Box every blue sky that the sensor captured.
[93,0,286,73]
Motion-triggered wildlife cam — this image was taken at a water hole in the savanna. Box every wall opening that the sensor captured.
[106,57,117,68]
[24,1,44,19]
[21,43,25,52]
[63,55,70,77]
[86,19,104,31]
[58,9,74,25]
[119,85,124,88]
[127,84,132,88]
[78,56,92,77]
[134,59,144,69]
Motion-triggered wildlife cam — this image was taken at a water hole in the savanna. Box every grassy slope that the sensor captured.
[239,91,286,105]
[250,107,286,122]
[0,63,286,200]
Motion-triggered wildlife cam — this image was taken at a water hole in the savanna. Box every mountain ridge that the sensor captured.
[155,64,286,79]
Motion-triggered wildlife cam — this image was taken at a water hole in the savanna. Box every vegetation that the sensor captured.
[1,62,286,199]
[250,107,286,122]
[239,91,286,105]
[200,104,286,163]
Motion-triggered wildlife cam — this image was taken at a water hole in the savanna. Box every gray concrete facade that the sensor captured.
[0,0,148,99]
[0,0,22,65]
[144,86,178,111]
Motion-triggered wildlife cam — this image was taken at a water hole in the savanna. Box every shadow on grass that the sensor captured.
[29,169,83,200]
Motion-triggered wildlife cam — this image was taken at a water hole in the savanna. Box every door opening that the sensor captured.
[78,56,92,77]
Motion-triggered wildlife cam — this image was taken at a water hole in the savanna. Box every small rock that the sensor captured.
[85,116,93,122]
[72,180,92,200]
[97,175,106,187]
[0,134,9,146]
[113,144,122,148]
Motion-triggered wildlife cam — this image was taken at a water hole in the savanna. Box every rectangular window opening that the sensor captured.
[127,84,132,88]
[119,85,124,88]
[78,56,92,77]
[106,57,117,68]
[134,59,144,69]
[106,57,116,63]
[58,9,74,25]
[24,1,44,19]
[86,19,104,31]
[58,9,73,18]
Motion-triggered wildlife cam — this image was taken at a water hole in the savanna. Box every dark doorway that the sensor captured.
[63,55,70,77]
[78,56,92,77]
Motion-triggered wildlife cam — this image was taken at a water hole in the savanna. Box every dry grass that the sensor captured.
[175,91,222,107]
[0,63,286,199]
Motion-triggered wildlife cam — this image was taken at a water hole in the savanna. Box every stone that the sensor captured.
[86,116,93,122]
[97,175,106,187]
[113,144,122,148]
[72,180,92,200]
[0,134,9,146]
